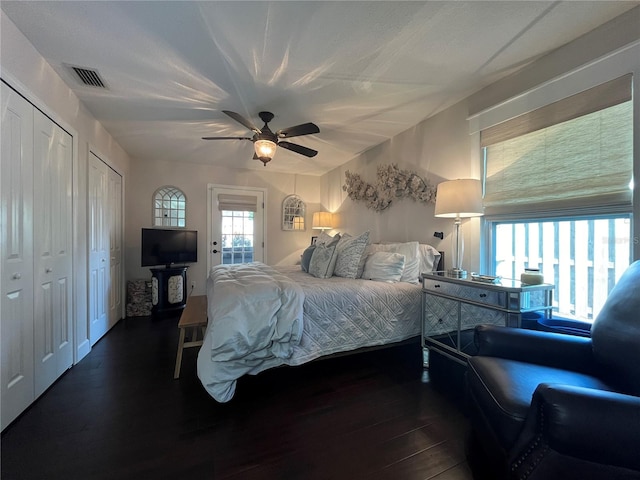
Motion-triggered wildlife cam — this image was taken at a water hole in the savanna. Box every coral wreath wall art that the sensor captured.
[342,164,437,212]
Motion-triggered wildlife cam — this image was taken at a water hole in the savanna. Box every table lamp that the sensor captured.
[312,211,333,231]
[434,179,484,278]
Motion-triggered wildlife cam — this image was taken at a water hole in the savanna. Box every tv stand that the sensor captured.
[150,266,188,316]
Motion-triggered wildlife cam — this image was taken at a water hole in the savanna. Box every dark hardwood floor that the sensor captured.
[1,313,475,480]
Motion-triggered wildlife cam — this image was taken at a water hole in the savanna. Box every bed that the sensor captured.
[197,237,440,402]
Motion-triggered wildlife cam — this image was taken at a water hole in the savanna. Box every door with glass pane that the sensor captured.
[209,186,265,268]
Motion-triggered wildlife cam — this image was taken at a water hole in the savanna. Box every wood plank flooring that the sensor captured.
[1,313,475,480]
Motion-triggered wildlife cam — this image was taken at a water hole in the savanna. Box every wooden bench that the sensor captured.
[174,295,208,379]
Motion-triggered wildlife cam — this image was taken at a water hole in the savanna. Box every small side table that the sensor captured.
[421,272,553,367]
[174,295,208,379]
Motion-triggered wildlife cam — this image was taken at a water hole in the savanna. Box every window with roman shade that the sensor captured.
[217,193,258,212]
[217,193,258,264]
[480,74,634,322]
[482,74,633,218]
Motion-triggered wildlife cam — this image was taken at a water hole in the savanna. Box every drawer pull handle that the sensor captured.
[479,293,487,298]
[434,284,441,288]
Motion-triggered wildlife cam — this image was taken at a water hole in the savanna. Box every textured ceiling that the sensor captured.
[2,1,638,175]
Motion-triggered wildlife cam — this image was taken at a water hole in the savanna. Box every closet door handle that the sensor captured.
[12,273,21,280]
[46,268,53,273]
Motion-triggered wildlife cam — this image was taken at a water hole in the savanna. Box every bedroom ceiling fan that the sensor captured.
[203,111,320,166]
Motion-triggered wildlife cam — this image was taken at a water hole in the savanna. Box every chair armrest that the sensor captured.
[512,383,640,473]
[474,324,595,373]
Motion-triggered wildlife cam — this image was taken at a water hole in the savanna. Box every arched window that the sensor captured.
[153,186,186,227]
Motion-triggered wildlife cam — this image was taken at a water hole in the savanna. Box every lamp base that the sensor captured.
[448,268,468,279]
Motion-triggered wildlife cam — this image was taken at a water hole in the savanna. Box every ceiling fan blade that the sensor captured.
[222,110,261,134]
[202,136,253,140]
[276,122,319,138]
[278,141,318,158]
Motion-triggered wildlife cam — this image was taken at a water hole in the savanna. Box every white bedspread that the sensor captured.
[197,263,421,403]
[277,266,421,364]
[197,263,304,402]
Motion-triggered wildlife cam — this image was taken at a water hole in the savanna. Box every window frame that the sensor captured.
[469,43,639,275]
[485,212,632,321]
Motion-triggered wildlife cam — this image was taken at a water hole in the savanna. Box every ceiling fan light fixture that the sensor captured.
[254,138,277,165]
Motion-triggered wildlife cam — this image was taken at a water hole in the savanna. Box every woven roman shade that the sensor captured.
[481,74,633,217]
[217,194,258,212]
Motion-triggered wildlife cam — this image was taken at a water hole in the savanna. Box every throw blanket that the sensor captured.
[197,262,304,402]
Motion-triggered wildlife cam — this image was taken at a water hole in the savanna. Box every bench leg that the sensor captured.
[174,327,187,379]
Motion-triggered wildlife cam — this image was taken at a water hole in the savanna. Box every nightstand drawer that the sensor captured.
[422,277,506,308]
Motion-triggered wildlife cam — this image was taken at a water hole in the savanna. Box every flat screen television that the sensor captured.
[141,228,198,267]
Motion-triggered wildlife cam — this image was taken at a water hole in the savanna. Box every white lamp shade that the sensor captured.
[434,179,484,218]
[312,211,333,229]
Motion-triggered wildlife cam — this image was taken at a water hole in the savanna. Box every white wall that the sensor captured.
[1,12,131,361]
[320,98,481,272]
[126,158,321,295]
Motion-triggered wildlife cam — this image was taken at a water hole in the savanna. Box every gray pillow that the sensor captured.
[308,242,338,278]
[334,231,370,278]
[300,244,316,272]
[316,231,340,246]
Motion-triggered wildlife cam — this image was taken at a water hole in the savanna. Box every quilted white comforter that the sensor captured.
[197,263,421,402]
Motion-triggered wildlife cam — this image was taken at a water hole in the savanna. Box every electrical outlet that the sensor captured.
[190,281,196,291]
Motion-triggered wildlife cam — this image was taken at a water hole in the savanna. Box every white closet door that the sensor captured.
[88,152,109,345]
[1,84,35,430]
[32,109,74,396]
[108,167,123,328]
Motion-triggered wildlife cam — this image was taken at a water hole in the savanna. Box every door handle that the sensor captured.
[45,268,53,273]
[12,273,21,280]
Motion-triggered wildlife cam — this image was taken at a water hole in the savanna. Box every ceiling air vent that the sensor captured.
[67,65,107,89]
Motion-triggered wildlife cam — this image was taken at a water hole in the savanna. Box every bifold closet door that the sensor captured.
[32,108,73,397]
[89,153,123,345]
[108,167,123,328]
[1,83,35,430]
[89,153,109,345]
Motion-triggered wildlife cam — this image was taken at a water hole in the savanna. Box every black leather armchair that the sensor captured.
[466,261,640,480]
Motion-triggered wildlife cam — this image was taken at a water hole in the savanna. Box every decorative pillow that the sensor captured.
[361,252,405,283]
[334,231,370,278]
[367,241,420,283]
[308,242,339,279]
[418,244,442,274]
[316,231,339,246]
[300,244,316,272]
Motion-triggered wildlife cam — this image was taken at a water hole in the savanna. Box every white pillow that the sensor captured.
[361,252,405,283]
[334,231,370,278]
[367,241,420,283]
[418,244,442,274]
